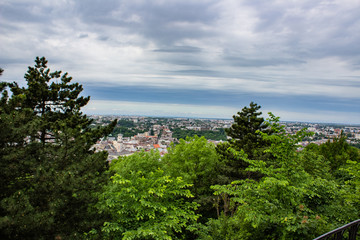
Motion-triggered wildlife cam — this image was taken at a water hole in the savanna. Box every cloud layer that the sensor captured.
[1,0,360,123]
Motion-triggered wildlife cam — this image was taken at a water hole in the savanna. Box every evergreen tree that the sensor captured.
[0,57,116,239]
[225,102,269,155]
[216,102,271,183]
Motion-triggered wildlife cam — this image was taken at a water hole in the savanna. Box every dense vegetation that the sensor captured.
[171,128,227,141]
[0,58,116,239]
[109,120,141,137]
[112,126,143,138]
[351,142,360,149]
[1,58,360,239]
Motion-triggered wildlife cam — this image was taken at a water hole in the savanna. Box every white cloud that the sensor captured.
[83,100,240,118]
[1,0,360,123]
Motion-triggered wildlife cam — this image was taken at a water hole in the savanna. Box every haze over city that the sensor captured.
[1,0,360,124]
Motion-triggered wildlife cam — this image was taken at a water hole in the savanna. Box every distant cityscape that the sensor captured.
[90,115,360,160]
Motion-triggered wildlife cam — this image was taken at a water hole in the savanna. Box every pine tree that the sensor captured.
[225,102,269,154]
[0,57,116,239]
[216,102,271,183]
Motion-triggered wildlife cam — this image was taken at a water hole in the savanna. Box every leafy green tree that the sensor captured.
[0,57,116,239]
[318,133,360,172]
[163,136,220,220]
[95,151,200,239]
[341,160,360,212]
[209,114,358,240]
[297,146,331,179]
[304,134,360,183]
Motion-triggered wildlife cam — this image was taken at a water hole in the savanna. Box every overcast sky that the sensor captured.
[1,0,360,123]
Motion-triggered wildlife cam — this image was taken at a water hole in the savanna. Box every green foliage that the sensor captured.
[96,151,200,239]
[318,133,360,172]
[163,136,220,220]
[0,57,116,239]
[163,136,218,193]
[305,134,360,183]
[117,119,136,128]
[216,102,272,183]
[111,119,144,137]
[350,141,360,149]
[171,128,227,141]
[297,148,331,179]
[209,113,358,240]
[112,126,143,137]
[341,160,360,211]
[110,150,162,175]
[225,102,270,156]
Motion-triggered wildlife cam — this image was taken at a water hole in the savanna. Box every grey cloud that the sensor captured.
[0,57,29,65]
[153,46,202,53]
[98,36,109,41]
[79,33,89,38]
[153,50,211,68]
[151,46,209,67]
[0,2,50,23]
[73,0,218,44]
[224,56,305,67]
[74,0,120,19]
[159,58,205,67]
[243,0,316,33]
[242,0,360,63]
[167,69,220,77]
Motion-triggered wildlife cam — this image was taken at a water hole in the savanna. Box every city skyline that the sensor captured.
[1,0,360,124]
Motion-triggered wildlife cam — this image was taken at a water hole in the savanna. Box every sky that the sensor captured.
[1,0,360,124]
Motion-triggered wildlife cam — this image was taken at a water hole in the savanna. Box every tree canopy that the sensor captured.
[95,151,200,239]
[163,136,220,221]
[209,113,360,239]
[0,57,116,239]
